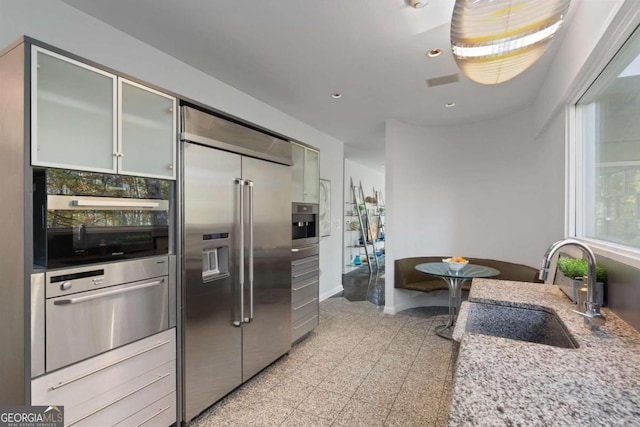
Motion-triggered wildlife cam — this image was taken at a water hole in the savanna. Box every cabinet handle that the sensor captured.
[293,279,318,292]
[134,405,171,427]
[293,297,318,311]
[168,107,173,112]
[50,339,171,390]
[168,164,173,169]
[292,268,319,279]
[294,315,319,330]
[66,373,171,426]
[292,257,319,267]
[292,246,317,252]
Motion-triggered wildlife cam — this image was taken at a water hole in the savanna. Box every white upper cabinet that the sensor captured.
[119,79,176,178]
[303,148,320,203]
[291,142,320,203]
[32,47,176,179]
[32,47,117,173]
[291,143,305,202]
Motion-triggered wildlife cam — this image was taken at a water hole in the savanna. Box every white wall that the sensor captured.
[383,0,635,315]
[384,108,566,314]
[318,148,347,300]
[533,0,626,132]
[0,0,345,299]
[343,159,385,272]
[344,159,385,201]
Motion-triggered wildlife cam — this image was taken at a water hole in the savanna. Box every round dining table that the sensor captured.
[415,262,500,339]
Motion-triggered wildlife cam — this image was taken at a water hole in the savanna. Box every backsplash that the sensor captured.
[599,255,640,332]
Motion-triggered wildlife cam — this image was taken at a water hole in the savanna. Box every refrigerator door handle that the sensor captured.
[246,180,254,323]
[235,178,245,327]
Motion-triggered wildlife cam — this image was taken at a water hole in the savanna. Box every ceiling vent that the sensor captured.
[426,74,460,87]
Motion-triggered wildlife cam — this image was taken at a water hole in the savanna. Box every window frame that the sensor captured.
[568,7,640,270]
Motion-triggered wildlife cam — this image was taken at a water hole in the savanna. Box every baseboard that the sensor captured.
[383,305,397,315]
[319,285,344,302]
[384,289,467,315]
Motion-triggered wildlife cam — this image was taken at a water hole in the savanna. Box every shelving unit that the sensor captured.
[345,179,384,272]
[374,187,385,241]
[344,201,361,269]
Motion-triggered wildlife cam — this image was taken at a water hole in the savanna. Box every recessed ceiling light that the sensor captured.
[331,93,342,99]
[427,49,442,58]
[445,102,456,108]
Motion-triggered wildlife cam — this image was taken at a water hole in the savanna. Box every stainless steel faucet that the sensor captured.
[539,238,606,329]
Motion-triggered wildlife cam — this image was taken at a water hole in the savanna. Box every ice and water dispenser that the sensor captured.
[202,233,230,281]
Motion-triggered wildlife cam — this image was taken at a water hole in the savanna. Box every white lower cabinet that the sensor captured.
[114,392,176,427]
[31,329,176,427]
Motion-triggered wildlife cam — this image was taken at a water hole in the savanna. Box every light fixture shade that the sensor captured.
[451,0,571,85]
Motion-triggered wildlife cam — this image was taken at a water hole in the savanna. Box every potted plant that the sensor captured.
[556,257,606,305]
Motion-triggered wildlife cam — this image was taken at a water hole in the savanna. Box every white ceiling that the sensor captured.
[61,0,572,168]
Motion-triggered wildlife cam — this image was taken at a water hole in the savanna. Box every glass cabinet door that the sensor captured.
[119,79,176,179]
[291,143,305,202]
[32,47,117,172]
[303,148,320,203]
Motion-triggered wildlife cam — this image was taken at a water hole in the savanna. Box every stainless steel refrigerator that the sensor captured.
[180,107,292,421]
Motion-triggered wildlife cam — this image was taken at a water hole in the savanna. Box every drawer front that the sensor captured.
[292,278,318,308]
[292,268,319,286]
[293,313,319,342]
[32,329,176,426]
[72,361,175,427]
[46,276,169,372]
[292,294,318,324]
[291,245,319,260]
[291,255,319,276]
[114,392,176,427]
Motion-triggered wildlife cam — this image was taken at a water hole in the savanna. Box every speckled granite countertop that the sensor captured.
[449,278,640,426]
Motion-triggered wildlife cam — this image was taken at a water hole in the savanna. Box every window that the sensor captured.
[575,25,640,255]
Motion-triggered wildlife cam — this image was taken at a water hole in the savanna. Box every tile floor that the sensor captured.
[189,297,455,427]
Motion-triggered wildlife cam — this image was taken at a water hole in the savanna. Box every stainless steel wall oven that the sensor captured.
[33,168,172,268]
[31,255,176,376]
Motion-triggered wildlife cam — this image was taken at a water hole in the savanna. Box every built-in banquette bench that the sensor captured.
[395,257,540,293]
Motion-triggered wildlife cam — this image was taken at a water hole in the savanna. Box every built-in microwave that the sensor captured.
[33,168,172,268]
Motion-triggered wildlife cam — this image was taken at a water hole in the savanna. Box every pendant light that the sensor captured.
[451,0,571,85]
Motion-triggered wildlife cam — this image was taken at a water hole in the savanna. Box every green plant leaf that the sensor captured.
[557,258,606,281]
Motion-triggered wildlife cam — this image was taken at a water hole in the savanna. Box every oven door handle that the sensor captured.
[71,199,160,209]
[53,279,165,305]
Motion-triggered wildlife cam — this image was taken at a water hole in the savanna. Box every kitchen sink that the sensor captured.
[465,302,578,349]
